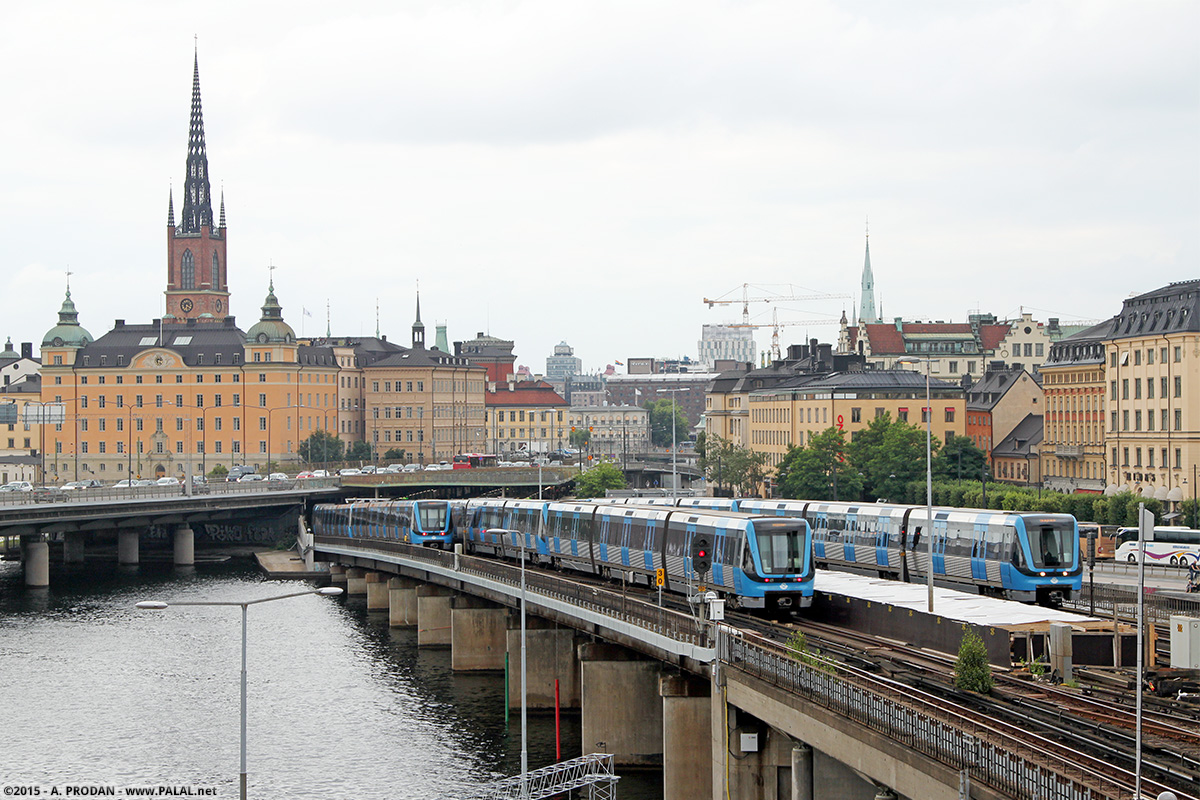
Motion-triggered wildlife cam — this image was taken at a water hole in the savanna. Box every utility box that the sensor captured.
[1169,615,1200,669]
[739,732,759,753]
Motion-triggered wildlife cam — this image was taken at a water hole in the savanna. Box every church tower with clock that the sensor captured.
[164,50,229,324]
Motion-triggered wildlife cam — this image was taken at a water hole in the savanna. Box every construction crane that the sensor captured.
[704,283,851,361]
[727,308,842,362]
[703,283,851,327]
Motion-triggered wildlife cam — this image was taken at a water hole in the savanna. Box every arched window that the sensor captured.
[181,250,195,289]
[212,252,221,289]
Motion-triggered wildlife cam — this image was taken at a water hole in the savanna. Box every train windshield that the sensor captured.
[416,502,448,531]
[1025,517,1073,569]
[755,522,808,575]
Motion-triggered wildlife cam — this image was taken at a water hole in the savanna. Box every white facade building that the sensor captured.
[698,325,755,370]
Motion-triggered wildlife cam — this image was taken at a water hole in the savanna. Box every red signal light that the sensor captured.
[697,550,707,558]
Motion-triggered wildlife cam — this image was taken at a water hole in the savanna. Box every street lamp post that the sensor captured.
[136,587,344,799]
[657,388,689,498]
[898,355,935,613]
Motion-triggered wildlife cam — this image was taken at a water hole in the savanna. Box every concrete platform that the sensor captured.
[254,550,330,579]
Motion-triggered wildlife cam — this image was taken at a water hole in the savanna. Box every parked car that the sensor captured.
[402,464,422,473]
[156,476,181,487]
[61,481,90,490]
[238,473,265,483]
[226,465,257,482]
[311,469,329,478]
[338,468,361,476]
[360,465,377,474]
[268,472,289,482]
[190,475,207,485]
[0,481,34,492]
[134,479,156,487]
[296,471,316,479]
[112,479,135,488]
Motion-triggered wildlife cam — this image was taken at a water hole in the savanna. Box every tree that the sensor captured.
[849,414,938,503]
[933,434,987,482]
[574,462,627,498]
[775,428,863,501]
[645,398,690,448]
[346,441,373,462]
[699,435,770,496]
[299,430,344,463]
[570,427,591,448]
[954,629,994,693]
[207,464,228,480]
[694,431,707,460]
[383,448,406,461]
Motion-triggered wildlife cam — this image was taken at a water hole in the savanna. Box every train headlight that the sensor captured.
[1061,571,1069,576]
[1039,571,1046,577]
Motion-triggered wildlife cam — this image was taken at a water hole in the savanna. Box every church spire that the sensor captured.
[167,187,175,226]
[858,219,879,324]
[179,47,213,233]
[412,290,426,349]
[218,189,226,228]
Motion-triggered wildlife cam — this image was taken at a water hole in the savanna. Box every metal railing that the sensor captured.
[1068,582,1200,627]
[315,534,707,646]
[722,633,1171,800]
[0,477,341,508]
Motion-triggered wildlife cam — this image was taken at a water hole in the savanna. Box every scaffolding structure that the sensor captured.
[482,753,620,800]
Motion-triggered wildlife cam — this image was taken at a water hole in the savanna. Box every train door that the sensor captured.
[812,509,828,560]
[932,518,949,576]
[874,513,890,568]
[620,514,634,568]
[844,512,857,563]
[711,524,728,587]
[970,521,989,580]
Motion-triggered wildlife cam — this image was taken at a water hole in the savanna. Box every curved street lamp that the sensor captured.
[136,587,344,799]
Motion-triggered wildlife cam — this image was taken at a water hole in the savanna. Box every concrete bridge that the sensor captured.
[310,531,1140,800]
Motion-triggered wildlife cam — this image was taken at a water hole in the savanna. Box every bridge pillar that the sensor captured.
[507,623,581,710]
[118,530,139,565]
[711,700,797,800]
[328,564,347,585]
[416,585,453,647]
[345,567,368,596]
[450,597,507,671]
[661,673,711,800]
[173,526,194,567]
[63,532,86,564]
[388,577,419,627]
[365,572,389,610]
[579,642,662,767]
[792,742,813,800]
[22,536,49,588]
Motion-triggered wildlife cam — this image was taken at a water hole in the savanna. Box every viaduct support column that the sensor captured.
[450,597,507,671]
[63,532,86,564]
[792,742,814,800]
[661,673,712,800]
[388,577,419,627]
[507,622,580,710]
[579,642,662,768]
[173,525,194,567]
[22,536,49,588]
[328,564,347,586]
[345,567,368,596]
[365,572,389,610]
[117,530,139,566]
[416,585,453,647]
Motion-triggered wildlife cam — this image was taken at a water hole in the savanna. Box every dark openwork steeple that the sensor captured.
[179,49,213,234]
[167,187,175,226]
[412,291,426,349]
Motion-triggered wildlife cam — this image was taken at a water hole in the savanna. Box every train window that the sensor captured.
[755,523,806,574]
[1031,524,1069,569]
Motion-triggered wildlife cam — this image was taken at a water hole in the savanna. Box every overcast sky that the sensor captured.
[2,1,1196,374]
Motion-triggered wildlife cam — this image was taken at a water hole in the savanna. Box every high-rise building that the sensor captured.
[546,342,582,384]
[698,325,755,370]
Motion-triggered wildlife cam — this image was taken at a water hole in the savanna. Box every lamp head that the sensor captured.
[136,601,169,610]
[317,587,344,596]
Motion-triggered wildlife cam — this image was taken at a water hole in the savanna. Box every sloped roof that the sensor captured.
[966,367,1031,412]
[1110,279,1200,340]
[853,321,1012,355]
[992,413,1043,457]
[487,381,567,407]
[368,346,481,371]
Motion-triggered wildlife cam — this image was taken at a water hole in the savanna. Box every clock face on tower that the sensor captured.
[180,298,194,313]
[216,299,223,312]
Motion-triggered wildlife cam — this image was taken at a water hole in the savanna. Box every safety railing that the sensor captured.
[314,534,707,646]
[0,478,340,508]
[1069,582,1200,626]
[722,634,1159,800]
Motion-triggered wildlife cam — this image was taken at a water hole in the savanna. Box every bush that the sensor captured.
[208,464,229,479]
[954,629,993,693]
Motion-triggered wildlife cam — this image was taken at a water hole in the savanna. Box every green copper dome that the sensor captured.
[245,280,295,344]
[42,289,94,349]
[0,337,18,366]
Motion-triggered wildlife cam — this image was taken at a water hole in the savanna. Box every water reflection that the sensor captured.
[0,559,660,798]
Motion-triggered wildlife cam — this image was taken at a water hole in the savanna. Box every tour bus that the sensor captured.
[1114,526,1200,567]
[452,453,499,469]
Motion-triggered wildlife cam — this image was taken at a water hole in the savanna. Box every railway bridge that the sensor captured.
[310,530,1172,800]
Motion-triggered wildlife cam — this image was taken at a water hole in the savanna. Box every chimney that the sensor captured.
[894,317,904,331]
[20,342,32,360]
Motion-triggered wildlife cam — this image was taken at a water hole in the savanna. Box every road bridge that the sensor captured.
[309,530,1170,800]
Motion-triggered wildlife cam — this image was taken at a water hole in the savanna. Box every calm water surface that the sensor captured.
[0,558,660,798]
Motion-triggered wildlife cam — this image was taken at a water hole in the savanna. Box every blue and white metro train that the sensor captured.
[312,499,454,548]
[463,499,814,611]
[601,496,1080,605]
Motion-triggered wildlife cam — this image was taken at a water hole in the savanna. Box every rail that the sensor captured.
[315,534,708,647]
[721,633,1182,800]
[1069,582,1200,627]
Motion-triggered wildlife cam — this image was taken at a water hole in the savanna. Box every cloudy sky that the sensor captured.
[2,1,1196,373]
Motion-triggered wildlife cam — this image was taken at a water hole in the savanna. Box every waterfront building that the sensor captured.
[485,380,568,456]
[568,405,649,459]
[1104,279,1199,504]
[746,370,965,472]
[964,364,1043,459]
[1039,321,1112,494]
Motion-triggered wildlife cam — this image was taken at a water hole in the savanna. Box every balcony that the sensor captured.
[1056,444,1083,458]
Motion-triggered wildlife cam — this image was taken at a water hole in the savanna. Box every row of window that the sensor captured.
[78,372,241,385]
[1113,346,1183,367]
[1115,408,1183,432]
[1115,376,1182,400]
[492,410,566,423]
[1116,446,1184,470]
[68,439,245,455]
[1044,370,1102,385]
[365,379,425,392]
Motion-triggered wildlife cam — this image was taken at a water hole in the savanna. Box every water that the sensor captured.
[0,558,661,798]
